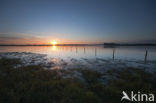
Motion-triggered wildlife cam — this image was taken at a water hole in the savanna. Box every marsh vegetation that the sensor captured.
[0,58,156,103]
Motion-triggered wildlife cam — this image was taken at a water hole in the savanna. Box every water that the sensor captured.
[0,45,156,61]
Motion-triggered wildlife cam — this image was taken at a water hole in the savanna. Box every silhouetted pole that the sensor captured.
[95,48,97,56]
[84,48,86,54]
[144,49,148,64]
[76,47,78,53]
[112,48,115,60]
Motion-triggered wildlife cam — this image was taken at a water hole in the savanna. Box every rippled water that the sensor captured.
[0,45,156,61]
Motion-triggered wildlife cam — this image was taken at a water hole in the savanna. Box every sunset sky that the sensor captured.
[0,0,156,44]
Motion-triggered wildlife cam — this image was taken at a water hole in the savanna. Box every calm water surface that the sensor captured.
[0,46,156,61]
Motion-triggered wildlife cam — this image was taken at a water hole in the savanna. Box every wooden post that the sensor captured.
[76,47,78,53]
[145,50,148,64]
[113,48,115,60]
[95,48,97,56]
[84,48,85,54]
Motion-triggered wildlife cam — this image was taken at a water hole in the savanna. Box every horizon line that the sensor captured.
[0,43,156,46]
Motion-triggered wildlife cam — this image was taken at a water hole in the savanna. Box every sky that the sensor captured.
[0,0,156,44]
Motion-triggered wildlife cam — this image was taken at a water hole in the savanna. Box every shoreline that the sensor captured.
[0,52,156,73]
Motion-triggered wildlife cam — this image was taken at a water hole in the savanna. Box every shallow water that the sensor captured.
[0,45,156,61]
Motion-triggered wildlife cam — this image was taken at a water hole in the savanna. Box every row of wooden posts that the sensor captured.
[112,48,148,64]
[109,48,148,64]
[60,47,148,64]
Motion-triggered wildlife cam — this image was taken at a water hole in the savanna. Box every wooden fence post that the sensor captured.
[95,48,97,56]
[145,49,148,64]
[113,48,115,60]
[84,48,85,54]
[76,47,78,53]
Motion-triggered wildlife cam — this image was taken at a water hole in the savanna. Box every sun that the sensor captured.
[51,41,57,45]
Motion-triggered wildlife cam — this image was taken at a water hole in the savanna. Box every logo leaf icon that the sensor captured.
[121,91,131,101]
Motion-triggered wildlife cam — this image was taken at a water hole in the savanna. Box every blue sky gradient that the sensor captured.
[0,0,156,44]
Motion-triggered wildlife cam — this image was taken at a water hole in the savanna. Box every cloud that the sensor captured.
[0,32,48,44]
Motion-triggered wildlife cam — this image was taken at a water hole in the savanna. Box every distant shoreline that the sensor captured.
[0,44,103,46]
[104,43,156,46]
[0,43,156,46]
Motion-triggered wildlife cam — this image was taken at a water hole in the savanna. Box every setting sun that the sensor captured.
[51,41,57,45]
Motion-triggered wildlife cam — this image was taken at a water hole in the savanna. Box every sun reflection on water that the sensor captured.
[51,46,57,51]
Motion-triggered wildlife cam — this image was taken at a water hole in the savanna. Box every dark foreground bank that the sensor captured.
[0,58,156,103]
